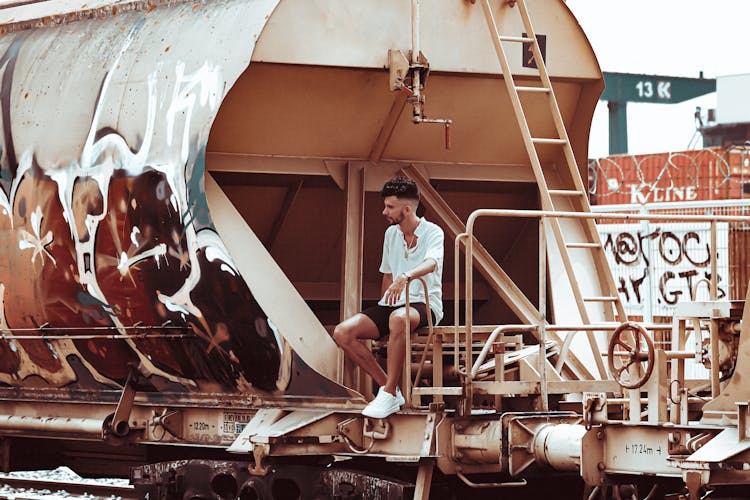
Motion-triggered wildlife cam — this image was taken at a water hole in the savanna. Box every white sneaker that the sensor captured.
[362,387,402,418]
[395,387,405,407]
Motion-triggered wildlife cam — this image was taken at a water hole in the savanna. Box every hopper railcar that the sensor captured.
[0,0,746,498]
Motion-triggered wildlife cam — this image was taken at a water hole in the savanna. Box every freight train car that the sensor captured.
[0,0,747,498]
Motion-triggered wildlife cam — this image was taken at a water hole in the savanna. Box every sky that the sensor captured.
[565,0,750,159]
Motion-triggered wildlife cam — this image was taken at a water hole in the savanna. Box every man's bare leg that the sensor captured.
[333,314,387,387]
[383,307,420,396]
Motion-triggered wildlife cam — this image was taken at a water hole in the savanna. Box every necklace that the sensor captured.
[404,233,416,259]
[402,219,421,259]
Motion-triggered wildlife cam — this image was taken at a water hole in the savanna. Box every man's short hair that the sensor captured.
[381,177,419,201]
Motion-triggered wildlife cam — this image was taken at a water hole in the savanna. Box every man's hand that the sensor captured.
[383,273,409,305]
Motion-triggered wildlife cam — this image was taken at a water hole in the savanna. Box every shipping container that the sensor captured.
[590,147,750,205]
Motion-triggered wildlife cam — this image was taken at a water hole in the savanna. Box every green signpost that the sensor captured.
[601,72,716,155]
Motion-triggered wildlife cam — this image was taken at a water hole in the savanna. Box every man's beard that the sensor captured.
[387,210,405,225]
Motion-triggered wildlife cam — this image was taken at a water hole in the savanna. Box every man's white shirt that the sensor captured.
[378,218,444,324]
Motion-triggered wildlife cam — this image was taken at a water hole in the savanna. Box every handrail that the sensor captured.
[456,208,747,412]
[469,322,677,381]
[404,276,433,408]
[470,325,535,379]
[454,233,468,375]
[466,209,750,225]
[456,470,527,489]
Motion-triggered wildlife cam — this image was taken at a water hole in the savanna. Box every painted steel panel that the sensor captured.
[0,0,355,399]
[252,0,600,79]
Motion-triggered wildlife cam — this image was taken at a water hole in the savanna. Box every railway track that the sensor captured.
[0,475,135,499]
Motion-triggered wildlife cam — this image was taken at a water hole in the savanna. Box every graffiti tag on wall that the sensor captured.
[598,223,728,317]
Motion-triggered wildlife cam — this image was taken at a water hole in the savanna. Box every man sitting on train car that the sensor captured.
[334,177,444,418]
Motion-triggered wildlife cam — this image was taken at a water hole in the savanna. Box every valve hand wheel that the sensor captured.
[608,322,655,389]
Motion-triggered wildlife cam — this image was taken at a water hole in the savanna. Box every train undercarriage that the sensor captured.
[1,248,749,499]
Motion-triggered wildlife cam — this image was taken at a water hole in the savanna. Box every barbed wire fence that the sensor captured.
[588,145,750,202]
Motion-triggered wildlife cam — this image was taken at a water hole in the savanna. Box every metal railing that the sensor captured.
[403,276,434,408]
[449,208,750,414]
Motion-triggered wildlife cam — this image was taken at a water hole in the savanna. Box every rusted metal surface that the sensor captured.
[322,468,411,500]
[132,459,329,499]
[0,0,355,399]
[0,415,104,436]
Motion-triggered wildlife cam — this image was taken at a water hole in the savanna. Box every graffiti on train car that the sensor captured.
[598,223,729,317]
[0,4,343,397]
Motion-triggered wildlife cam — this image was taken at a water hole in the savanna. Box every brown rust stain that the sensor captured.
[0,0,196,35]
[71,177,103,243]
[460,0,477,21]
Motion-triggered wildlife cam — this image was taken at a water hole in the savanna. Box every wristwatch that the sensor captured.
[402,271,412,281]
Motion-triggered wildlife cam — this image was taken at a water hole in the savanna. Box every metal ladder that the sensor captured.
[479,0,626,376]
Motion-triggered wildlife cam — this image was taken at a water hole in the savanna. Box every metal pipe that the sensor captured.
[456,470,527,489]
[465,222,474,415]
[607,397,706,405]
[709,221,720,398]
[454,233,467,373]
[531,423,586,472]
[466,208,750,227]
[411,0,420,65]
[452,420,501,463]
[470,325,535,379]
[404,287,413,408]
[410,0,422,118]
[0,334,191,340]
[539,218,548,411]
[710,220,717,300]
[601,350,697,360]
[411,277,434,390]
[0,325,186,332]
[546,323,673,331]
[0,415,104,437]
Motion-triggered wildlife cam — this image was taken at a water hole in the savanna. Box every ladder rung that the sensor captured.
[532,138,567,145]
[548,189,585,197]
[583,296,619,302]
[515,86,551,93]
[566,242,602,249]
[499,35,535,43]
